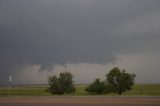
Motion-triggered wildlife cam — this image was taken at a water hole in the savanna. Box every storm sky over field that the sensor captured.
[0,0,160,84]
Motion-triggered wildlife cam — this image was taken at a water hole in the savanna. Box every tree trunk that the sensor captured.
[118,88,122,95]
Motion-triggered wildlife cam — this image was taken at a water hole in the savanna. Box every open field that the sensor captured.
[0,84,160,96]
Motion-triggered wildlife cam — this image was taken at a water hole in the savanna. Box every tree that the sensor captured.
[106,67,136,95]
[85,78,106,94]
[48,72,75,95]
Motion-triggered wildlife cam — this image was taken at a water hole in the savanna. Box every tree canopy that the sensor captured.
[106,67,136,95]
[48,72,75,95]
[86,67,136,95]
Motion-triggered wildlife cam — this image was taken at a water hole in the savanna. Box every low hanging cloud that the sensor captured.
[14,63,110,84]
[14,53,160,84]
[0,0,160,84]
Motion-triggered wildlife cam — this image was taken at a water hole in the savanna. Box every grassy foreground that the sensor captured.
[0,84,160,96]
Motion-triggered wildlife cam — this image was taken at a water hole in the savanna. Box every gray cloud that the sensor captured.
[0,0,160,84]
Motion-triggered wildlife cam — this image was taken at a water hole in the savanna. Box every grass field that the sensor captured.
[0,84,160,96]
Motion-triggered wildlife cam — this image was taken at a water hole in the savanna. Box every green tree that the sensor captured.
[48,72,75,95]
[106,67,136,95]
[85,78,106,94]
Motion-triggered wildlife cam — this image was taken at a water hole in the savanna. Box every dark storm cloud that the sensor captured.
[0,0,160,84]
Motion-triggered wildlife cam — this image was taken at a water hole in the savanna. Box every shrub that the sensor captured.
[85,79,106,94]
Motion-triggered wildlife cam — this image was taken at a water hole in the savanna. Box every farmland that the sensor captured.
[0,84,160,96]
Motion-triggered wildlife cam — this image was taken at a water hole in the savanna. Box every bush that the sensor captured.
[85,79,107,94]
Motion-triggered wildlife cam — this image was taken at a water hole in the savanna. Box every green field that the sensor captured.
[0,84,160,96]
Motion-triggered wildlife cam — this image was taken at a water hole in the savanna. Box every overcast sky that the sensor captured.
[0,0,160,85]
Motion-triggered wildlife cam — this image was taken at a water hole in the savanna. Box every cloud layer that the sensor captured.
[0,0,160,84]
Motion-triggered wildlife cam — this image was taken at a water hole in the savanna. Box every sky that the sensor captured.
[0,0,160,85]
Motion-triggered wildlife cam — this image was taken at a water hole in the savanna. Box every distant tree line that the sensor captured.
[48,67,136,95]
